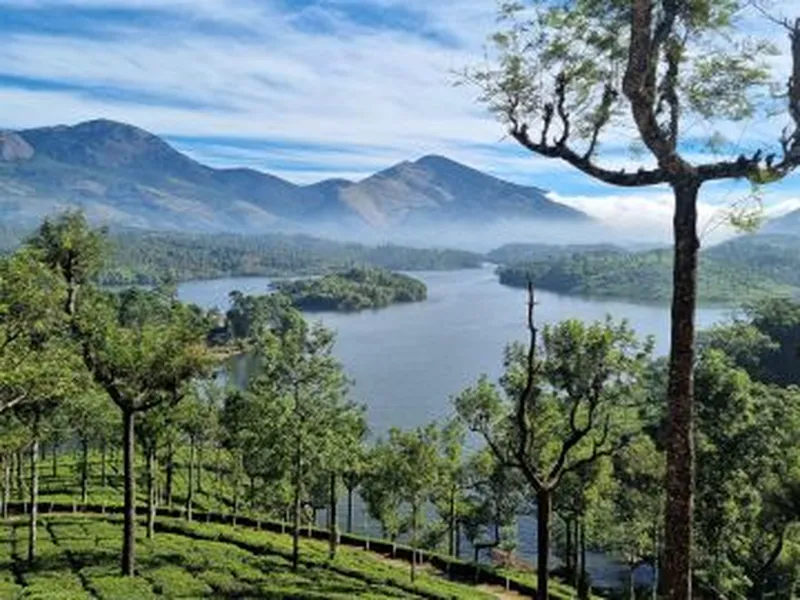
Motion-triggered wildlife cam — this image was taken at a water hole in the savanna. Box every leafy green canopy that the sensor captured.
[467,0,799,186]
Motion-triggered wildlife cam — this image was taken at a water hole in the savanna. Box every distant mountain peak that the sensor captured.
[0,118,592,234]
[0,132,34,162]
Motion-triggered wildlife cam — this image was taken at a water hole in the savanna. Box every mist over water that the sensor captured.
[273,218,666,253]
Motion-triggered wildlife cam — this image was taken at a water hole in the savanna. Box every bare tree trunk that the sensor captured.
[346,485,354,534]
[629,560,636,600]
[186,436,195,522]
[51,442,58,478]
[455,521,461,560]
[565,518,573,581]
[579,520,589,600]
[15,450,23,501]
[448,487,456,557]
[2,456,9,519]
[664,180,699,600]
[329,472,338,560]
[165,439,174,509]
[653,519,659,600]
[146,445,155,539]
[121,408,136,576]
[291,441,302,572]
[410,502,419,583]
[27,417,39,564]
[196,445,203,494]
[536,489,552,600]
[80,438,89,504]
[100,439,107,490]
[232,469,240,525]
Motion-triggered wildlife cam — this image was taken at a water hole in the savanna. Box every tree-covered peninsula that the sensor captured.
[496,246,795,304]
[274,267,427,311]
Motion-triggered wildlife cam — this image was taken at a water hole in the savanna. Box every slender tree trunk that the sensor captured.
[448,487,456,557]
[628,560,635,600]
[186,436,195,522]
[329,472,338,560]
[565,518,573,580]
[215,445,222,486]
[291,440,302,572]
[165,440,174,509]
[146,445,155,539]
[80,438,89,504]
[100,439,107,490]
[652,519,659,600]
[51,442,58,478]
[346,485,354,534]
[27,417,39,564]
[664,180,699,600]
[232,470,240,524]
[455,521,461,560]
[121,408,136,576]
[411,502,419,583]
[15,450,23,501]
[579,520,589,600]
[2,456,9,519]
[196,445,204,494]
[536,489,552,600]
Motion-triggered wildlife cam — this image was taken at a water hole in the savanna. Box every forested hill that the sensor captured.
[494,235,800,304]
[93,230,484,285]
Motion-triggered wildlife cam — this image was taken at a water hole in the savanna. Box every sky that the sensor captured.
[1,0,800,241]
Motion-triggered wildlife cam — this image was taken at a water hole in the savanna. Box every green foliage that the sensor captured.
[497,246,793,303]
[275,267,427,312]
[95,230,482,285]
[701,297,800,386]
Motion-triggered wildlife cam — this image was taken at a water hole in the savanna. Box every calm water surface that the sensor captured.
[179,266,727,434]
[178,267,728,587]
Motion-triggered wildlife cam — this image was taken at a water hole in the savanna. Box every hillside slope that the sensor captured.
[0,119,590,234]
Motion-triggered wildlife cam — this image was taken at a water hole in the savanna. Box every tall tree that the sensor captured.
[242,297,352,571]
[466,3,800,596]
[390,425,440,582]
[456,288,650,599]
[30,213,210,575]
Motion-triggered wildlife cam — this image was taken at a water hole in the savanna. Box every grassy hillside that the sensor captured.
[1,452,582,600]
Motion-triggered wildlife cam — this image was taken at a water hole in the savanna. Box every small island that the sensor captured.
[274,267,427,311]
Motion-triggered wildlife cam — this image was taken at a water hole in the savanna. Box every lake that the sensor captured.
[179,265,728,434]
[177,266,729,588]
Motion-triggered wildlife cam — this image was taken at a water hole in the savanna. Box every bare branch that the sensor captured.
[584,85,619,160]
[0,392,28,415]
[554,72,570,146]
[511,125,668,186]
[546,375,604,484]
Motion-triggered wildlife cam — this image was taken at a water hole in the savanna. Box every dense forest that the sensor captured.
[4,212,800,599]
[496,240,799,303]
[96,231,484,285]
[274,268,427,312]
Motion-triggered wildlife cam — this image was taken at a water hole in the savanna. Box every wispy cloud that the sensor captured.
[0,0,799,237]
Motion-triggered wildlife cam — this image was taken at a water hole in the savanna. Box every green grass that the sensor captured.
[4,450,582,599]
[0,515,504,599]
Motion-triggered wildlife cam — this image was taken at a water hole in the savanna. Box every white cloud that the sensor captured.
[0,0,799,244]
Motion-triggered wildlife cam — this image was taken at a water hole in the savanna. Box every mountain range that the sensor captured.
[0,119,590,234]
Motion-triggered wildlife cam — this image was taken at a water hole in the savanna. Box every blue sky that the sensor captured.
[1,0,800,240]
